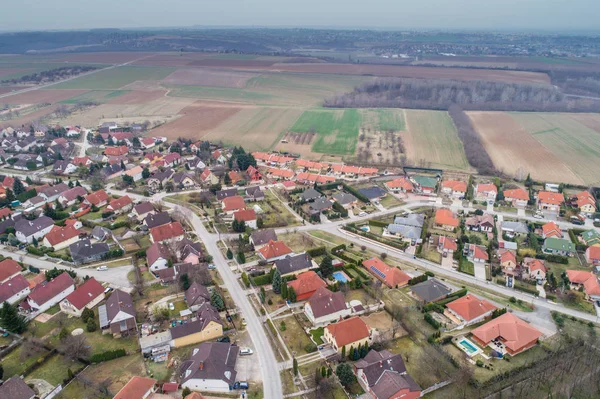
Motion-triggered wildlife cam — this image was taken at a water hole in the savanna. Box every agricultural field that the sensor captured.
[404,109,471,170]
[469,111,600,185]
[50,66,176,90]
[59,90,130,104]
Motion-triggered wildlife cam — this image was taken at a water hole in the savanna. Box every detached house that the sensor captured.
[575,191,596,215]
[385,177,414,193]
[200,168,219,185]
[355,350,421,399]
[362,258,411,288]
[58,186,87,207]
[233,209,257,229]
[542,221,562,239]
[99,289,137,337]
[60,277,105,316]
[144,211,172,229]
[465,213,494,233]
[444,294,496,327]
[163,152,182,168]
[25,272,75,313]
[107,195,133,214]
[471,313,542,355]
[113,376,157,399]
[465,244,489,263]
[286,271,326,301]
[0,275,30,305]
[179,342,239,393]
[185,282,211,312]
[567,270,600,301]
[304,287,350,325]
[543,237,575,256]
[173,172,196,188]
[150,221,185,244]
[475,183,497,202]
[537,191,564,212]
[434,209,459,231]
[147,242,170,272]
[250,229,277,249]
[133,202,155,220]
[104,145,128,157]
[504,188,529,208]
[15,216,54,243]
[125,166,144,182]
[39,183,69,202]
[522,257,547,283]
[70,239,110,265]
[585,246,600,266]
[170,303,223,348]
[42,225,81,251]
[441,180,467,198]
[221,196,246,214]
[84,190,110,207]
[258,240,293,262]
[274,253,315,277]
[324,316,371,353]
[0,259,22,283]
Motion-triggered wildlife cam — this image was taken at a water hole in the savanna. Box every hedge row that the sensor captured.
[331,244,346,253]
[346,265,369,280]
[408,274,428,286]
[513,284,539,296]
[536,254,569,264]
[251,274,273,286]
[424,313,440,329]
[307,246,327,257]
[368,219,389,228]
[89,348,126,363]
[335,252,361,265]
[343,183,370,203]
[435,288,468,306]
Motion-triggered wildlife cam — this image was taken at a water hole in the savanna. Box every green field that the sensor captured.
[167,84,275,102]
[59,90,130,104]
[50,66,175,90]
[405,109,471,170]
[290,108,361,155]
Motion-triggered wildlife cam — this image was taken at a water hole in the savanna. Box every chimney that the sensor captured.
[199,362,204,370]
[379,361,382,368]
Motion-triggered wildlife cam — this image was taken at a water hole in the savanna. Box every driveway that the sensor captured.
[441,255,454,270]
[474,262,487,280]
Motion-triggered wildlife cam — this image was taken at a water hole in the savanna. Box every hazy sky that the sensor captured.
[7,0,600,32]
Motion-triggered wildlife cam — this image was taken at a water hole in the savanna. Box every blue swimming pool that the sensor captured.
[458,338,479,355]
[332,271,350,283]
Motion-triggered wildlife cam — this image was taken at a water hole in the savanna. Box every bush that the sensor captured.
[424,313,440,329]
[89,349,127,363]
[251,274,273,286]
[331,244,346,253]
[476,359,484,367]
[408,274,428,286]
[368,219,388,228]
[304,343,317,353]
[307,246,327,257]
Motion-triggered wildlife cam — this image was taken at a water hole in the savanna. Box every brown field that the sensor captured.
[569,113,600,134]
[161,68,257,88]
[106,90,166,104]
[56,52,158,64]
[0,89,88,104]
[280,131,317,145]
[0,86,25,95]
[468,111,583,184]
[0,68,32,78]
[0,104,58,129]
[150,101,242,139]
[188,59,277,68]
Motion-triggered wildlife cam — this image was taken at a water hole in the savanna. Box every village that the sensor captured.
[0,120,599,399]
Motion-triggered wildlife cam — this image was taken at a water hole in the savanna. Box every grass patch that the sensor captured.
[1,345,50,380]
[309,327,324,345]
[379,194,403,209]
[27,354,85,386]
[277,316,314,355]
[81,354,146,394]
[458,257,475,276]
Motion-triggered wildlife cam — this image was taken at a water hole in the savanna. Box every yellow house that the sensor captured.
[323,316,371,354]
[171,305,223,348]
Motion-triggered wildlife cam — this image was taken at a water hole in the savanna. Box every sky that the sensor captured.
[6,0,600,32]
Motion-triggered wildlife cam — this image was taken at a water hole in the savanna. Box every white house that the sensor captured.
[0,275,31,305]
[15,216,55,244]
[147,242,170,272]
[59,278,105,317]
[444,294,497,328]
[304,287,351,326]
[26,273,75,313]
[180,342,238,393]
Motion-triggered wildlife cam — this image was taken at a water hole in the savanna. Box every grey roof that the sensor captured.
[245,186,264,199]
[180,342,239,385]
[69,238,109,263]
[250,229,277,246]
[40,182,69,198]
[393,213,425,228]
[301,188,321,201]
[309,197,333,212]
[53,159,72,171]
[0,217,16,234]
[332,192,358,205]
[386,224,422,240]
[359,186,387,200]
[501,221,529,234]
[101,163,123,177]
[0,376,36,399]
[410,278,452,303]
[149,168,174,183]
[355,349,409,387]
[144,211,171,229]
[173,172,196,185]
[91,226,111,241]
[216,188,238,201]
[15,216,54,237]
[105,289,136,322]
[171,303,221,339]
[157,262,192,282]
[139,330,172,352]
[307,287,347,318]
[134,201,154,215]
[185,282,211,308]
[373,370,421,399]
[275,253,313,275]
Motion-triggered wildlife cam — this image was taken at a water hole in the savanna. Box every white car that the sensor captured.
[168,302,175,311]
[358,212,367,217]
[96,266,108,271]
[240,348,254,356]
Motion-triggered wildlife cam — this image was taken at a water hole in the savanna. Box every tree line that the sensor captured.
[1,65,97,85]
[323,77,600,112]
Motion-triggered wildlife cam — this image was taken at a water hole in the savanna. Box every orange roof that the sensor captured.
[325,316,370,348]
[258,240,293,260]
[385,178,414,191]
[362,258,411,288]
[330,164,376,175]
[252,152,271,161]
[0,207,12,219]
[588,246,600,261]
[575,191,596,208]
[267,167,295,179]
[287,271,326,298]
[472,245,489,261]
[233,209,256,222]
[125,166,144,177]
[44,225,80,246]
[104,145,128,156]
[441,237,457,251]
[0,259,22,282]
[222,195,246,212]
[477,183,497,194]
[446,294,497,322]
[504,188,529,201]
[542,221,562,238]
[150,221,185,242]
[538,191,564,206]
[442,180,467,193]
[567,269,594,285]
[200,168,214,181]
[85,190,109,206]
[500,251,516,264]
[281,181,296,188]
[435,209,459,228]
[185,393,206,399]
[229,170,242,183]
[471,312,542,352]
[268,154,294,164]
[113,376,156,399]
[296,159,328,169]
[295,172,336,184]
[108,195,133,211]
[524,258,546,273]
[72,156,90,166]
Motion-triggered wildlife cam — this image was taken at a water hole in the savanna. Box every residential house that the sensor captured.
[101,163,123,180]
[537,191,564,212]
[475,183,497,202]
[179,342,239,392]
[186,156,206,171]
[170,303,223,348]
[59,277,105,316]
[442,180,467,198]
[228,170,242,185]
[410,278,451,303]
[25,272,75,313]
[444,294,496,327]
[504,188,529,208]
[233,209,257,229]
[0,376,37,399]
[471,312,542,355]
[84,190,110,207]
[150,221,185,244]
[107,195,133,214]
[15,216,54,243]
[434,209,459,231]
[581,230,600,247]
[216,188,238,201]
[465,213,494,233]
[309,198,333,215]
[286,271,326,301]
[39,182,69,202]
[0,258,22,283]
[58,186,87,207]
[575,191,596,215]
[0,275,30,305]
[434,235,457,256]
[163,152,182,168]
[258,240,293,262]
[147,242,170,272]
[91,226,111,241]
[566,270,600,301]
[0,207,12,220]
[147,168,174,190]
[173,172,197,188]
[246,165,262,183]
[250,229,277,250]
[221,196,246,215]
[543,237,575,256]
[542,221,562,239]
[53,160,77,175]
[412,176,437,195]
[358,186,387,202]
[362,258,411,288]
[42,225,81,251]
[266,167,294,181]
[501,221,529,238]
[245,186,265,201]
[355,350,421,399]
[140,137,156,149]
[144,211,172,229]
[157,262,195,284]
[500,250,517,271]
[15,136,37,152]
[99,289,137,337]
[177,239,203,265]
[70,239,110,265]
[385,177,414,193]
[125,165,144,182]
[113,376,157,399]
[304,287,350,325]
[586,246,600,266]
[323,316,371,353]
[211,149,228,164]
[522,257,547,283]
[199,169,219,185]
[332,192,358,209]
[300,188,321,202]
[275,253,315,277]
[185,282,211,312]
[465,244,489,263]
[104,145,128,157]
[133,202,155,221]
[72,156,92,166]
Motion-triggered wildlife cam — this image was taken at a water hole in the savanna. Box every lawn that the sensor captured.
[309,327,324,345]
[469,344,550,384]
[55,379,110,399]
[277,232,319,253]
[1,345,50,380]
[458,257,475,276]
[257,190,301,228]
[290,108,361,155]
[81,354,146,394]
[51,66,176,90]
[379,194,403,209]
[277,316,315,355]
[27,354,85,386]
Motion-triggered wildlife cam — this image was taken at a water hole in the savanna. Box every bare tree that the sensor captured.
[60,334,91,360]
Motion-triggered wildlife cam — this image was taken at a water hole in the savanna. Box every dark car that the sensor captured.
[217,336,230,343]
[233,381,249,390]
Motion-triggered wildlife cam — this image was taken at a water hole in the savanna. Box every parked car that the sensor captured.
[358,212,367,217]
[96,265,108,271]
[217,336,230,343]
[208,264,216,270]
[233,381,249,390]
[240,348,253,356]
[168,302,175,311]
[241,318,247,326]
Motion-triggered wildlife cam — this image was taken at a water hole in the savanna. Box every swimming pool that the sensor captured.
[458,338,480,356]
[332,271,350,283]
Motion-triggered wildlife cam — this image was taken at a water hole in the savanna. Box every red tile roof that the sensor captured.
[72,156,91,166]
[234,209,257,222]
[362,258,411,288]
[442,180,467,192]
[504,188,529,201]
[472,245,489,261]
[150,221,185,243]
[0,259,22,282]
[163,152,181,164]
[44,225,81,247]
[108,195,133,211]
[477,183,497,194]
[141,137,155,146]
[538,191,564,206]
[258,240,293,260]
[542,221,562,238]
[471,312,542,353]
[287,271,326,300]
[435,209,459,228]
[0,207,12,219]
[200,169,214,181]
[296,159,328,169]
[0,274,29,303]
[295,172,336,184]
[385,178,414,191]
[104,146,128,156]
[28,272,74,307]
[85,190,109,206]
[441,236,457,251]
[64,278,104,310]
[500,251,516,265]
[113,376,156,399]
[524,258,546,273]
[575,191,596,208]
[267,167,295,179]
[446,294,496,322]
[325,317,370,348]
[222,196,246,212]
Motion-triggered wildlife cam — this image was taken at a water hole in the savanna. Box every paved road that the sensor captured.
[0,247,132,288]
